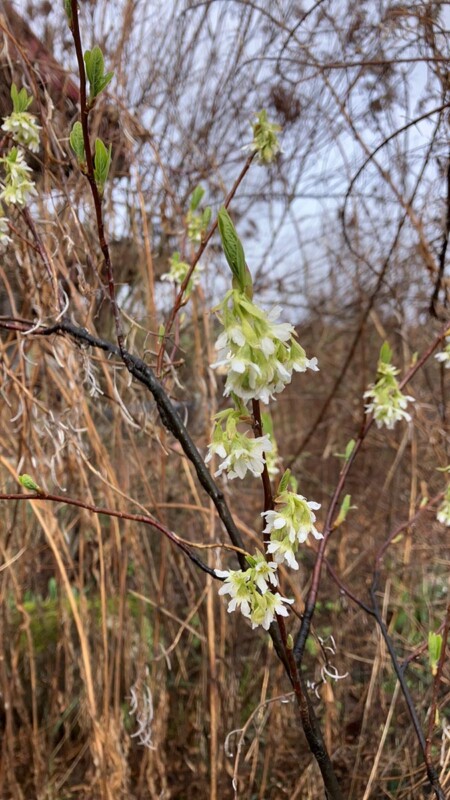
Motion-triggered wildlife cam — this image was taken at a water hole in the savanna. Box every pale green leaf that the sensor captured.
[69,121,85,163]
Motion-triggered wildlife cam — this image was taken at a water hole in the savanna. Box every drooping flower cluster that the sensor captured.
[211,290,318,404]
[206,408,272,480]
[364,358,414,430]
[0,147,37,206]
[435,336,450,369]
[0,85,39,208]
[161,252,200,296]
[215,551,293,630]
[263,490,323,570]
[437,485,450,527]
[2,109,41,153]
[248,110,282,164]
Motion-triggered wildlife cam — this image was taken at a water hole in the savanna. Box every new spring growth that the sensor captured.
[215,551,293,630]
[186,185,211,244]
[2,84,41,153]
[206,405,272,480]
[364,342,414,429]
[83,46,114,103]
[69,122,86,167]
[93,138,112,196]
[428,631,443,676]
[249,110,281,164]
[262,471,323,570]
[18,473,43,494]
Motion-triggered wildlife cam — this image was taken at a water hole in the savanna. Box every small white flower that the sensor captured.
[249,591,294,630]
[435,337,450,368]
[266,537,300,569]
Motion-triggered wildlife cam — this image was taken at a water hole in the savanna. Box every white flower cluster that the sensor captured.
[435,336,450,369]
[248,110,282,164]
[215,551,293,630]
[263,490,323,570]
[211,290,318,404]
[161,252,200,297]
[0,147,37,207]
[2,111,41,153]
[364,360,414,429]
[206,408,271,480]
[215,486,323,629]
[0,85,39,209]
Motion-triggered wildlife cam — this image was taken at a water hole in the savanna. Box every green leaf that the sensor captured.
[344,439,355,461]
[334,494,356,527]
[278,469,291,494]
[428,631,442,676]
[18,473,42,493]
[245,555,256,568]
[94,138,112,192]
[69,121,85,163]
[11,84,32,113]
[96,72,114,95]
[334,438,356,461]
[190,185,205,211]
[84,46,113,99]
[380,341,392,364]
[64,0,73,24]
[217,207,252,295]
[202,206,212,229]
